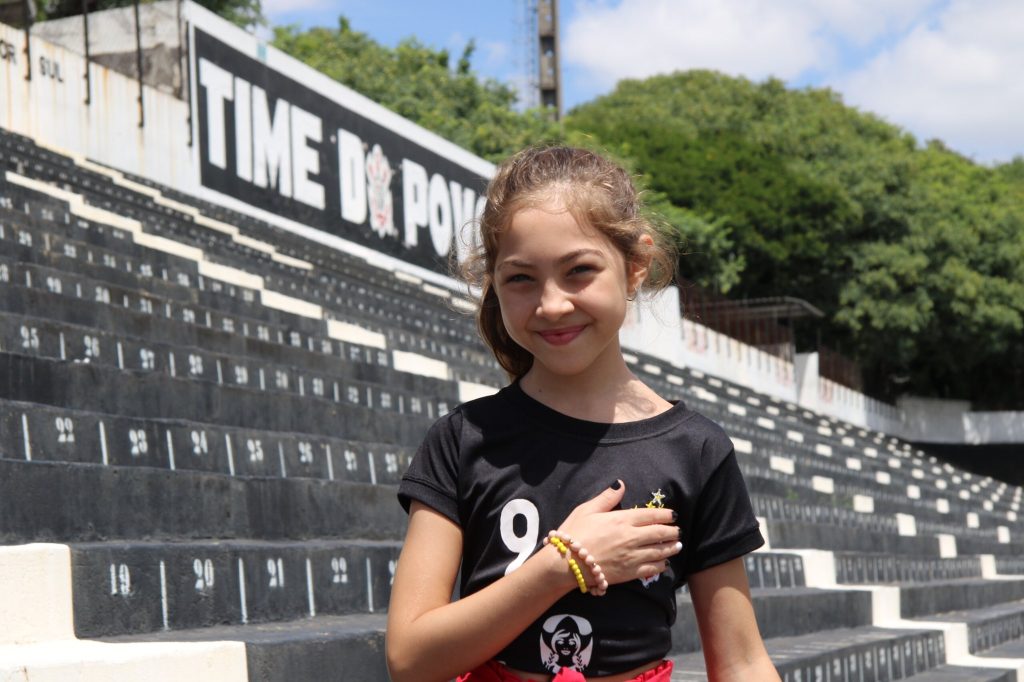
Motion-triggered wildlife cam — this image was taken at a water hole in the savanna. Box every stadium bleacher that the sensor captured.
[1,125,1022,681]
[1,27,1023,680]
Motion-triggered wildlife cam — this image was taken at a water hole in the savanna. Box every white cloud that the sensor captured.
[564,0,825,87]
[563,0,1023,162]
[838,0,1024,162]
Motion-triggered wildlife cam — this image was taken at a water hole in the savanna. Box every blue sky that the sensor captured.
[263,0,1024,164]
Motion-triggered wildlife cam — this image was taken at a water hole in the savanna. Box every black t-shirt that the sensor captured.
[398,381,764,676]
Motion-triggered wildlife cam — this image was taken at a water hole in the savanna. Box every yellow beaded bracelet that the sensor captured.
[547,535,589,594]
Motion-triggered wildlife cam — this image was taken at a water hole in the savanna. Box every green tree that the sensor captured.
[272,18,560,162]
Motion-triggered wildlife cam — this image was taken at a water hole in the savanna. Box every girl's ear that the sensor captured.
[627,233,655,295]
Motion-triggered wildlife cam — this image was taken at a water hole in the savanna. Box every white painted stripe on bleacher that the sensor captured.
[134,230,205,261]
[937,533,957,557]
[326,320,387,349]
[5,171,81,203]
[936,498,950,513]
[694,387,717,403]
[727,403,747,417]
[907,484,921,499]
[766,405,780,416]
[166,431,176,471]
[816,443,832,457]
[449,296,477,313]
[260,290,323,319]
[998,526,1011,543]
[459,381,499,403]
[392,350,450,380]
[21,414,31,461]
[817,425,833,437]
[306,558,316,617]
[233,233,277,255]
[271,251,313,270]
[366,558,375,613]
[368,452,378,485]
[197,261,264,290]
[326,444,335,481]
[154,194,200,216]
[896,513,917,536]
[876,471,891,485]
[756,416,775,430]
[238,559,248,624]
[772,549,1024,677]
[769,456,795,475]
[731,437,753,454]
[745,395,760,406]
[394,270,423,285]
[845,457,862,471]
[708,377,723,388]
[786,430,803,443]
[812,476,834,494]
[755,516,771,549]
[72,202,144,233]
[936,479,948,490]
[853,495,874,513]
[422,283,450,298]
[841,436,855,447]
[99,421,109,465]
[194,214,239,236]
[642,363,662,375]
[225,435,236,476]
[59,332,66,360]
[117,342,124,369]
[667,374,684,386]
[864,446,878,457]
[623,353,639,364]
[279,443,287,478]
[966,512,979,528]
[160,560,169,631]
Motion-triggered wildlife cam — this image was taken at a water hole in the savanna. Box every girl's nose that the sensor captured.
[536,281,574,318]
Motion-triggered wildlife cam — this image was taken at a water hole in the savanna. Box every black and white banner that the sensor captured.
[191,27,489,272]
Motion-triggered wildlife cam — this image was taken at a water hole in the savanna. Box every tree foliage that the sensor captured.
[272,18,560,163]
[565,71,1024,407]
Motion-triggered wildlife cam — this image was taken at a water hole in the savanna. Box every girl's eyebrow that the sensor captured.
[497,248,605,271]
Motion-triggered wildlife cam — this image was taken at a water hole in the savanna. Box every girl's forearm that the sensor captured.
[387,544,575,682]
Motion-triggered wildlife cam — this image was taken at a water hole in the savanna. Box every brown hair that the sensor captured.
[459,145,676,379]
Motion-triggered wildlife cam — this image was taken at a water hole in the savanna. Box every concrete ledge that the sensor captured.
[0,638,248,681]
[0,544,75,644]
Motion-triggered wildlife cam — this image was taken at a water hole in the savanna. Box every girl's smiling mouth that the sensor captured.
[536,325,586,345]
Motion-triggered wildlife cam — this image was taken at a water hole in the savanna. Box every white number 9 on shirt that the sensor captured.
[500,498,540,575]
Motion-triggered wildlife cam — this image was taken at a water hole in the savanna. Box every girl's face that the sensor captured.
[492,196,648,383]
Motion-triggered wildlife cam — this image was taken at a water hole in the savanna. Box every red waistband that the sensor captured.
[457,659,673,682]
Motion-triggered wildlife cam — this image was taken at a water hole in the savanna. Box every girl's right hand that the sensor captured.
[556,480,681,587]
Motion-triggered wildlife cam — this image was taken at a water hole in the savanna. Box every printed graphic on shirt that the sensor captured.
[540,614,594,673]
[637,488,678,588]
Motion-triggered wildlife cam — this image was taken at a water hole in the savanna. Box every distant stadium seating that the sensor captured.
[1,121,1023,681]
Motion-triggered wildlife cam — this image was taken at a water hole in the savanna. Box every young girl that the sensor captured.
[386,146,779,682]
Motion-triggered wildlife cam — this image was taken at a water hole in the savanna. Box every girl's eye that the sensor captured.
[569,264,595,275]
[505,273,531,284]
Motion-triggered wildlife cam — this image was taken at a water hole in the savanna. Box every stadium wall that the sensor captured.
[1,3,1020,445]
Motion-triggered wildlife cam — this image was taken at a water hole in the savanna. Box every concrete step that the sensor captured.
[672,587,873,654]
[101,613,389,682]
[0,351,434,447]
[899,580,1024,619]
[70,539,400,637]
[915,600,1024,654]
[1,398,414,485]
[0,459,406,543]
[670,625,950,681]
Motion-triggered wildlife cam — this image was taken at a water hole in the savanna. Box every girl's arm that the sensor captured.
[386,502,574,682]
[386,484,680,682]
[689,557,780,682]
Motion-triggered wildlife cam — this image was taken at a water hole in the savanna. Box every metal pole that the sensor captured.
[22,0,31,81]
[179,0,192,146]
[82,0,91,104]
[134,0,145,127]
